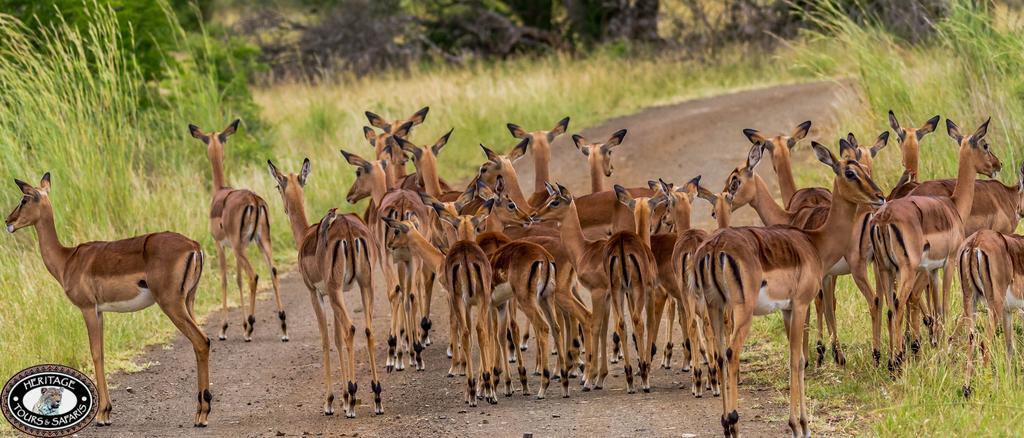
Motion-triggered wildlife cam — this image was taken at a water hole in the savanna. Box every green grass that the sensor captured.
[747,1,1024,435]
[0,2,265,384]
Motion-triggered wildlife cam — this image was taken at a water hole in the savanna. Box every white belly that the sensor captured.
[99,287,156,313]
[827,258,850,276]
[492,283,513,306]
[920,256,945,271]
[1006,286,1024,310]
[753,284,791,316]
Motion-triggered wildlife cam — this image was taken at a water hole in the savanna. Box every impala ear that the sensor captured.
[340,149,369,168]
[365,111,391,132]
[605,129,627,148]
[471,213,488,229]
[556,183,570,198]
[408,106,429,126]
[14,178,32,194]
[480,144,501,163]
[363,126,377,147]
[508,137,530,162]
[219,119,240,142]
[696,186,717,204]
[647,180,659,191]
[548,117,570,142]
[299,158,311,186]
[267,160,286,187]
[683,175,701,194]
[888,110,904,141]
[870,131,890,157]
[811,141,840,174]
[476,178,496,200]
[432,128,454,156]
[39,172,51,193]
[482,197,497,212]
[788,120,812,148]
[946,118,964,144]
[744,143,764,175]
[572,134,589,156]
[380,160,388,171]
[395,136,421,161]
[839,138,856,160]
[420,193,445,212]
[614,184,635,210]
[188,124,208,142]
[918,115,940,141]
[507,123,528,139]
[970,117,991,146]
[494,174,507,195]
[393,120,415,138]
[846,132,857,147]
[742,128,767,146]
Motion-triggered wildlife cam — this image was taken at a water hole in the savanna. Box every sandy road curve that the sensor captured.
[81,81,843,437]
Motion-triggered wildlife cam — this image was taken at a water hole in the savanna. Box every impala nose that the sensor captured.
[5,223,14,233]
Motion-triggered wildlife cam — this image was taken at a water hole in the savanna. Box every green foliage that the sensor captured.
[0,0,213,80]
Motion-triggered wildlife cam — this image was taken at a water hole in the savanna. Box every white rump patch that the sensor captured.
[99,287,156,313]
[1006,286,1024,311]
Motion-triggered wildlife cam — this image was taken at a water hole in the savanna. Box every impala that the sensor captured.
[956,161,1024,396]
[531,183,658,393]
[6,173,210,427]
[870,117,1001,371]
[267,159,382,417]
[382,213,499,405]
[695,141,884,437]
[341,148,430,371]
[189,120,287,342]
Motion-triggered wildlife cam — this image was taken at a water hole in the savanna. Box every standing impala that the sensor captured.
[742,121,831,211]
[956,160,1024,396]
[267,159,382,417]
[695,142,884,437]
[189,120,287,342]
[871,117,1001,371]
[5,173,211,427]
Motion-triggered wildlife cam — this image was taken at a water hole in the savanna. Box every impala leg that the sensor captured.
[539,295,570,397]
[940,257,957,344]
[519,297,551,399]
[493,304,514,396]
[358,271,383,415]
[309,292,335,415]
[787,302,811,438]
[610,289,636,393]
[645,288,668,378]
[507,305,522,364]
[723,305,754,438]
[891,268,918,372]
[327,289,359,419]
[629,285,651,393]
[215,243,230,340]
[589,290,611,390]
[160,301,212,427]
[420,270,436,346]
[813,289,826,367]
[708,303,726,397]
[447,291,463,376]
[661,298,676,369]
[81,307,112,426]
[822,276,844,365]
[459,303,477,406]
[960,261,978,397]
[255,233,287,341]
[852,258,883,365]
[409,260,425,371]
[232,248,258,342]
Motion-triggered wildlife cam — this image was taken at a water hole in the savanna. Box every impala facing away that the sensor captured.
[695,141,884,437]
[189,120,287,342]
[6,173,210,427]
[268,159,383,417]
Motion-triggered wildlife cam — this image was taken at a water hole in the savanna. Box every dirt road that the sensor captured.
[82,81,844,437]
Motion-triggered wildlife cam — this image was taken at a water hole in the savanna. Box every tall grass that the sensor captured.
[747,1,1024,435]
[0,3,260,383]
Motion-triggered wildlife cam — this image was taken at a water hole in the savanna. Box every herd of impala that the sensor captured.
[6,104,1024,437]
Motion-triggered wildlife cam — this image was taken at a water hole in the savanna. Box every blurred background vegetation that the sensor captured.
[1,0,1023,435]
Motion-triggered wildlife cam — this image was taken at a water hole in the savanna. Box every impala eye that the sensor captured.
[20,198,28,205]
[844,169,857,180]
[549,200,560,207]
